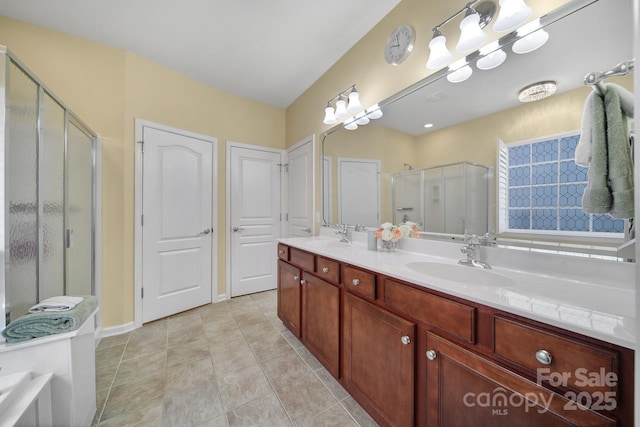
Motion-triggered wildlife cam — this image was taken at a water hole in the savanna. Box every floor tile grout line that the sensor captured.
[94,332,132,425]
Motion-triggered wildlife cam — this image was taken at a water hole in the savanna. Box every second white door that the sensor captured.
[228,143,283,297]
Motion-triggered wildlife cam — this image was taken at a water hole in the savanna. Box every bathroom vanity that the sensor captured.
[276,236,634,427]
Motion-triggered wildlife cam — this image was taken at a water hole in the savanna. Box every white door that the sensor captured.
[141,126,214,323]
[228,143,282,297]
[338,158,380,227]
[287,137,314,237]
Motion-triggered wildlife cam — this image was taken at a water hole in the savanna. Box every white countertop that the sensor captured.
[279,235,635,350]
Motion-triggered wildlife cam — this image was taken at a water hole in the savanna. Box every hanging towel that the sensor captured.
[604,86,634,218]
[608,83,634,119]
[575,90,597,166]
[2,296,97,343]
[581,90,611,213]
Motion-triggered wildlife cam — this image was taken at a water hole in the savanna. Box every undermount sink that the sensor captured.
[405,262,515,287]
[307,239,352,249]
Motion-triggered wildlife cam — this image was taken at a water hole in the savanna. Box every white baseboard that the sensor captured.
[213,294,228,303]
[100,322,136,338]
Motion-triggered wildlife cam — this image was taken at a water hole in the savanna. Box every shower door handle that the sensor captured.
[66,229,73,248]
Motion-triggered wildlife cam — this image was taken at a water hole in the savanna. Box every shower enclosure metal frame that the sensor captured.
[0,45,98,330]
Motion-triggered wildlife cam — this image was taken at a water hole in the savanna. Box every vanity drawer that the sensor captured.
[289,247,315,271]
[316,256,340,285]
[277,244,289,261]
[384,279,476,343]
[343,265,376,300]
[494,317,618,395]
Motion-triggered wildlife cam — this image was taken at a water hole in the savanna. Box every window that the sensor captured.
[497,132,625,237]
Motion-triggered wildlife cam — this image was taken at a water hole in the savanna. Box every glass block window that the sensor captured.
[498,133,625,236]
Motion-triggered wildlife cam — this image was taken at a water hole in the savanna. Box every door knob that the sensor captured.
[201,228,212,235]
[232,226,245,232]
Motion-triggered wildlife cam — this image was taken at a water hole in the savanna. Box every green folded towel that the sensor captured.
[582,90,611,213]
[2,296,97,343]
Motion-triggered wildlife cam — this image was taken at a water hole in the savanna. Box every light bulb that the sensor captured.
[366,104,383,119]
[344,118,358,130]
[323,105,337,124]
[347,90,363,113]
[426,32,453,69]
[493,0,532,32]
[456,11,487,53]
[355,112,370,126]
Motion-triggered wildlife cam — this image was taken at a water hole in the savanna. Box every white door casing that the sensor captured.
[322,156,332,225]
[134,120,218,326]
[338,158,381,227]
[287,136,314,237]
[227,142,283,297]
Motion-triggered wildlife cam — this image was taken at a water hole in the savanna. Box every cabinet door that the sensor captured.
[343,293,415,427]
[277,260,302,338]
[425,333,615,427]
[302,273,340,377]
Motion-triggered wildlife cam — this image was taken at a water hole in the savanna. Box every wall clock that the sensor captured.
[384,24,416,65]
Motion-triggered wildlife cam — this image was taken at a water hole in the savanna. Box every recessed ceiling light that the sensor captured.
[424,123,434,128]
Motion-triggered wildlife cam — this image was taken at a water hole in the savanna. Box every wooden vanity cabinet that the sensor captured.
[425,332,615,427]
[343,291,415,427]
[301,272,340,377]
[277,259,302,338]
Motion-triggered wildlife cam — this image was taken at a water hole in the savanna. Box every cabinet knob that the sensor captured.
[352,278,360,286]
[322,267,330,273]
[300,279,306,285]
[426,350,437,361]
[293,275,299,281]
[278,250,285,255]
[535,350,553,365]
[401,336,411,345]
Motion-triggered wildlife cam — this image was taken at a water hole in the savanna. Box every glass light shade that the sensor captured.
[323,106,337,124]
[355,112,370,126]
[344,118,358,130]
[493,0,532,32]
[518,81,556,102]
[456,12,487,53]
[366,104,383,119]
[335,98,348,119]
[477,42,507,70]
[347,90,363,113]
[447,59,473,83]
[426,34,453,69]
[512,20,549,54]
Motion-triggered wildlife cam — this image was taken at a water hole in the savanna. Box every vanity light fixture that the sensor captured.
[518,80,557,102]
[493,0,532,32]
[447,59,473,83]
[476,41,507,70]
[426,1,495,69]
[322,86,384,127]
[512,19,549,54]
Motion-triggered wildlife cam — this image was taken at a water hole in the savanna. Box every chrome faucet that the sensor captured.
[458,233,492,269]
[335,224,351,243]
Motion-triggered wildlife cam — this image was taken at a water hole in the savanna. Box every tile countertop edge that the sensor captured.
[278,236,636,350]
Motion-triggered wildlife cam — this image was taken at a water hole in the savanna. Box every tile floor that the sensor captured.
[93,290,379,426]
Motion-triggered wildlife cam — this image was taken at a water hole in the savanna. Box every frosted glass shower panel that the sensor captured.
[423,168,444,233]
[465,164,490,236]
[39,93,66,300]
[392,171,422,225]
[7,61,38,321]
[66,121,94,296]
[443,164,465,234]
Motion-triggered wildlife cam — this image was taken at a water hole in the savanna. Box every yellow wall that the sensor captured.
[0,16,285,327]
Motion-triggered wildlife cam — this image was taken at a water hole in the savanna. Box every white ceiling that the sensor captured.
[0,0,401,108]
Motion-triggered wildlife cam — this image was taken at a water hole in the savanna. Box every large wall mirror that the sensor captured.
[322,0,635,261]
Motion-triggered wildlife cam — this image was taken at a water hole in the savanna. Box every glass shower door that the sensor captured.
[66,120,94,296]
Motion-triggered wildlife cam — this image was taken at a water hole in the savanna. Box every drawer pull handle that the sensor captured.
[300,279,306,285]
[401,336,411,345]
[293,275,299,282]
[352,279,360,286]
[278,250,285,255]
[535,350,553,365]
[426,350,437,361]
[322,267,330,273]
